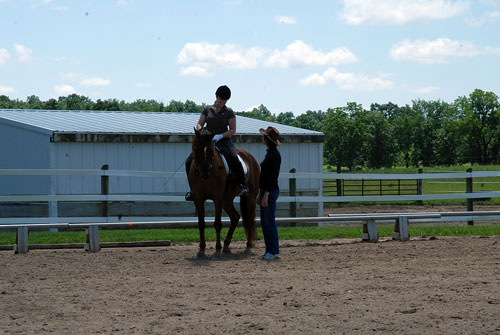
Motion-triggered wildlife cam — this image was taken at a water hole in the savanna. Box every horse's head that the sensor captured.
[192,127,216,179]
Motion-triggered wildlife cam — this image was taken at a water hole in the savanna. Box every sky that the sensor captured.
[1,0,500,116]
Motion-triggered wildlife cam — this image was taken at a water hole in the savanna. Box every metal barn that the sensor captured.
[0,109,324,218]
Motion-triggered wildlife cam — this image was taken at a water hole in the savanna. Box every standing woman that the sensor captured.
[257,126,282,260]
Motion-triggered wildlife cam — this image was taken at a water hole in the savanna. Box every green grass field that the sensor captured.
[323,164,500,206]
[1,225,500,246]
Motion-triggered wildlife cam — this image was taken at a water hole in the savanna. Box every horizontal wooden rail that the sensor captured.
[3,210,500,254]
[1,213,444,254]
[2,169,500,180]
[0,191,499,204]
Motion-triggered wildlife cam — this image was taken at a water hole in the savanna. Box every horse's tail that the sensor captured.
[236,148,260,245]
[240,194,249,223]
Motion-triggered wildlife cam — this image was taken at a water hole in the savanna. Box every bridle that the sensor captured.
[193,128,215,179]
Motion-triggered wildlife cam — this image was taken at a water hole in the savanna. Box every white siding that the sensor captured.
[49,141,321,195]
[52,142,192,194]
[0,123,51,195]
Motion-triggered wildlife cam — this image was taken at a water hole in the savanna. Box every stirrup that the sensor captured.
[236,184,249,196]
[185,192,194,201]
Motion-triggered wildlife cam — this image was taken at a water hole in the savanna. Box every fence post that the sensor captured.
[466,168,474,226]
[336,166,342,208]
[289,168,296,227]
[417,168,423,205]
[101,164,109,218]
[361,219,378,242]
[14,226,29,254]
[85,225,101,252]
[49,169,58,233]
[394,216,410,241]
[336,166,342,197]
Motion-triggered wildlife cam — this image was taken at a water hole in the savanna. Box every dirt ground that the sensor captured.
[1,204,500,334]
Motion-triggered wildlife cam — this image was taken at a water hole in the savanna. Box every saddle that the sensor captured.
[215,146,248,176]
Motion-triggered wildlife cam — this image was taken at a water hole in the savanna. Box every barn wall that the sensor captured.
[52,142,193,194]
[51,140,322,195]
[0,122,51,195]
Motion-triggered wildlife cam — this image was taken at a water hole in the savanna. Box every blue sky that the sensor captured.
[1,0,500,115]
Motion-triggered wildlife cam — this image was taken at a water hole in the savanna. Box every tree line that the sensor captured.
[1,88,499,169]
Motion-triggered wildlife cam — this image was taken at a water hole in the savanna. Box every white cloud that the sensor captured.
[265,40,357,68]
[134,82,151,88]
[340,0,469,25]
[0,85,14,94]
[274,15,297,24]
[180,66,215,77]
[390,38,481,64]
[115,0,130,7]
[80,77,111,86]
[52,6,69,11]
[224,1,243,6]
[413,86,440,94]
[0,48,11,65]
[300,67,394,91]
[177,42,267,70]
[466,11,500,26]
[14,44,33,63]
[53,56,81,64]
[177,40,357,76]
[54,84,77,96]
[246,104,261,112]
[60,72,82,80]
[484,46,500,55]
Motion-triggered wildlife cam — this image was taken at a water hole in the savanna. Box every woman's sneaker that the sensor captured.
[263,253,279,260]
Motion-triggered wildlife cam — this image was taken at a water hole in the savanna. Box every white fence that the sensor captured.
[1,169,500,204]
[1,168,500,254]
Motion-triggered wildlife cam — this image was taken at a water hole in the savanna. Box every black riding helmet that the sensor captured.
[215,85,231,100]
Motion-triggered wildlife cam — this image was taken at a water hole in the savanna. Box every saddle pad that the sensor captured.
[220,154,248,176]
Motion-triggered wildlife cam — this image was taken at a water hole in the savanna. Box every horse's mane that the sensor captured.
[192,127,216,178]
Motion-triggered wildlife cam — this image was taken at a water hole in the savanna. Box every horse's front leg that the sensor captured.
[213,199,223,253]
[194,200,206,259]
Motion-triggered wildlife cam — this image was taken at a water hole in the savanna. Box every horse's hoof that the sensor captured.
[243,247,253,254]
[211,252,223,261]
[195,252,206,259]
[223,247,232,254]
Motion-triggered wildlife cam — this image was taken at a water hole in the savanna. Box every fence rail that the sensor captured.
[3,210,500,254]
[1,167,500,254]
[1,168,500,227]
[1,169,500,203]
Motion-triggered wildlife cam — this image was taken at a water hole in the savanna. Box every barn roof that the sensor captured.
[0,109,323,143]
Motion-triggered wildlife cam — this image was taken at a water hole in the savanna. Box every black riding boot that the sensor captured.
[185,154,194,201]
[231,157,248,196]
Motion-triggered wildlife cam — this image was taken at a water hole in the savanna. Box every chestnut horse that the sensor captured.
[187,127,260,258]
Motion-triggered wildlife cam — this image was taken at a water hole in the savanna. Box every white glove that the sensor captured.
[213,134,223,142]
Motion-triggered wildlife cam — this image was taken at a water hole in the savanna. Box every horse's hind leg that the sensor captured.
[222,200,240,253]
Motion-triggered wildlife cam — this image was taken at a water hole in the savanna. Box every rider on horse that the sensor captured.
[185,85,249,201]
